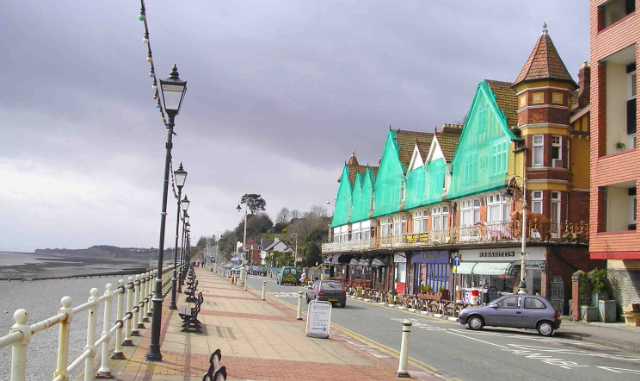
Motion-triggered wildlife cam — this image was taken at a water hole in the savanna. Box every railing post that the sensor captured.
[53,296,73,381]
[84,288,99,381]
[9,309,30,381]
[97,283,113,379]
[123,277,134,346]
[147,271,154,318]
[111,280,125,359]
[143,272,151,322]
[135,275,145,329]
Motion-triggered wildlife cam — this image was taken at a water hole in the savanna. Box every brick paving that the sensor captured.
[109,269,440,380]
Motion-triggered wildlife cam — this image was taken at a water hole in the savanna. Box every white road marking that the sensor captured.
[598,366,640,374]
[270,292,300,298]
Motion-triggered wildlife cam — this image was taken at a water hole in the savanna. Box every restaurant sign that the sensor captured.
[460,247,546,262]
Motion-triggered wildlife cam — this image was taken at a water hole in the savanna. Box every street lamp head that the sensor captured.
[181,194,190,212]
[159,65,187,118]
[236,204,242,212]
[174,162,188,188]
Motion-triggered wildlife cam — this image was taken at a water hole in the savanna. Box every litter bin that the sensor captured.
[599,300,617,322]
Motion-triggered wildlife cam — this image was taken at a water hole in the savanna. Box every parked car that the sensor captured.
[458,294,561,336]
[276,266,300,285]
[306,280,347,308]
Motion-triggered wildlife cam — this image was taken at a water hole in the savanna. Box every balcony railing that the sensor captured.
[322,221,589,254]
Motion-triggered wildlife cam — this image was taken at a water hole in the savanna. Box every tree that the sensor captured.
[234,213,273,243]
[217,230,238,260]
[239,194,266,215]
[276,207,291,224]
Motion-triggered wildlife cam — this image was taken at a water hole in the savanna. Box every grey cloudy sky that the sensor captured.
[0,1,588,251]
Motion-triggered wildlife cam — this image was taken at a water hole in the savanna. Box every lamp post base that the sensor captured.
[517,280,527,294]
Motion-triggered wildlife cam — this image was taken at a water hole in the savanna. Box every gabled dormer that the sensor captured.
[331,164,353,227]
[449,80,521,199]
[352,167,375,222]
[374,130,404,217]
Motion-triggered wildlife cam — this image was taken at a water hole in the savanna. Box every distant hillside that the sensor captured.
[34,245,168,258]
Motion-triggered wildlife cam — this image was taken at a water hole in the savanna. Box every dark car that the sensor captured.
[458,294,561,336]
[306,280,347,308]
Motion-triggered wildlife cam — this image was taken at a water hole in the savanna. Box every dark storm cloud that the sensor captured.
[0,1,588,250]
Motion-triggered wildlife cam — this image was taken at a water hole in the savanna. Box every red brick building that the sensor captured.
[590,0,640,308]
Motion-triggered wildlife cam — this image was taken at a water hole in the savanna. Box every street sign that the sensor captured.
[305,300,332,339]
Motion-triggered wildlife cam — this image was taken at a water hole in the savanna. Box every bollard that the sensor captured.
[261,280,266,301]
[244,270,248,291]
[123,277,134,346]
[296,291,303,320]
[53,297,73,380]
[112,280,125,359]
[84,288,99,381]
[97,283,113,378]
[397,319,412,378]
[135,275,145,329]
[10,309,30,381]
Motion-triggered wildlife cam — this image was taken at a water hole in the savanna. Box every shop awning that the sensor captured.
[455,262,476,274]
[473,262,512,276]
[349,258,359,266]
[371,258,385,267]
[359,258,370,266]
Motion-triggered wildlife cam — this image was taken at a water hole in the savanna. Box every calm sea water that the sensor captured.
[0,274,145,380]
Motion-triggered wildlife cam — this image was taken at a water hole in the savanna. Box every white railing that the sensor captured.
[0,264,179,381]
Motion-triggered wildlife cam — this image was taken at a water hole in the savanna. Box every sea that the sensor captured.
[0,251,164,380]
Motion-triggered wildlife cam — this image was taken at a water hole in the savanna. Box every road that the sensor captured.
[244,275,640,381]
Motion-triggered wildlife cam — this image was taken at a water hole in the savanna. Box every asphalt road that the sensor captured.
[244,275,640,381]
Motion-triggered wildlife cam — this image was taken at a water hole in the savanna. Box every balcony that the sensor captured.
[322,221,588,255]
[321,239,375,254]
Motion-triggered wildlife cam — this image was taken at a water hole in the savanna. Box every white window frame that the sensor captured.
[551,136,562,168]
[630,191,637,227]
[400,181,407,203]
[532,191,544,214]
[413,210,428,234]
[532,135,544,168]
[550,192,561,236]
[431,206,449,233]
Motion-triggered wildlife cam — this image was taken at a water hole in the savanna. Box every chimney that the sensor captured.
[578,61,591,108]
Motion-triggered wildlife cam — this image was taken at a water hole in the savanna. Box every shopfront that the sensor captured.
[411,251,450,294]
[455,247,546,303]
[348,257,373,288]
[394,252,407,294]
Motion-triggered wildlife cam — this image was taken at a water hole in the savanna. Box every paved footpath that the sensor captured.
[109,269,440,380]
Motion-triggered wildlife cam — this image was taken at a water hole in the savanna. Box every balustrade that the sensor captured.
[0,264,179,381]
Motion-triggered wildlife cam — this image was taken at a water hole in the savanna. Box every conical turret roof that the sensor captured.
[514,24,576,87]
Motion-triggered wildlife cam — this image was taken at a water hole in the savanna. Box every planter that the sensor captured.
[581,305,599,322]
[598,300,617,322]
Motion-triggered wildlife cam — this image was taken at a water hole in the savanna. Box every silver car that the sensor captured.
[458,294,561,336]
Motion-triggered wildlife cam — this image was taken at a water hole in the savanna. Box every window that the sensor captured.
[487,194,510,225]
[413,210,428,234]
[598,0,635,31]
[552,92,564,105]
[518,94,527,108]
[380,218,393,238]
[550,192,561,235]
[532,135,544,167]
[524,297,546,310]
[431,206,449,233]
[630,187,637,229]
[460,199,481,227]
[497,296,519,309]
[551,136,562,167]
[629,67,637,149]
[532,191,544,214]
[531,92,544,104]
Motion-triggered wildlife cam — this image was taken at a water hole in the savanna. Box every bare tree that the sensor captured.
[276,207,291,224]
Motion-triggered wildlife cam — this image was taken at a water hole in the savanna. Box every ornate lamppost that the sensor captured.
[147,65,187,362]
[170,164,187,310]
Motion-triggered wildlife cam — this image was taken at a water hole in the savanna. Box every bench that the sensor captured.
[180,292,204,333]
[202,349,227,381]
[186,280,199,303]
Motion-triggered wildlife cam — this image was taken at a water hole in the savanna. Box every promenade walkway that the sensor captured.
[109,269,439,380]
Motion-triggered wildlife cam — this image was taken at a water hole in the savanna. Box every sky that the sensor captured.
[0,1,589,251]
